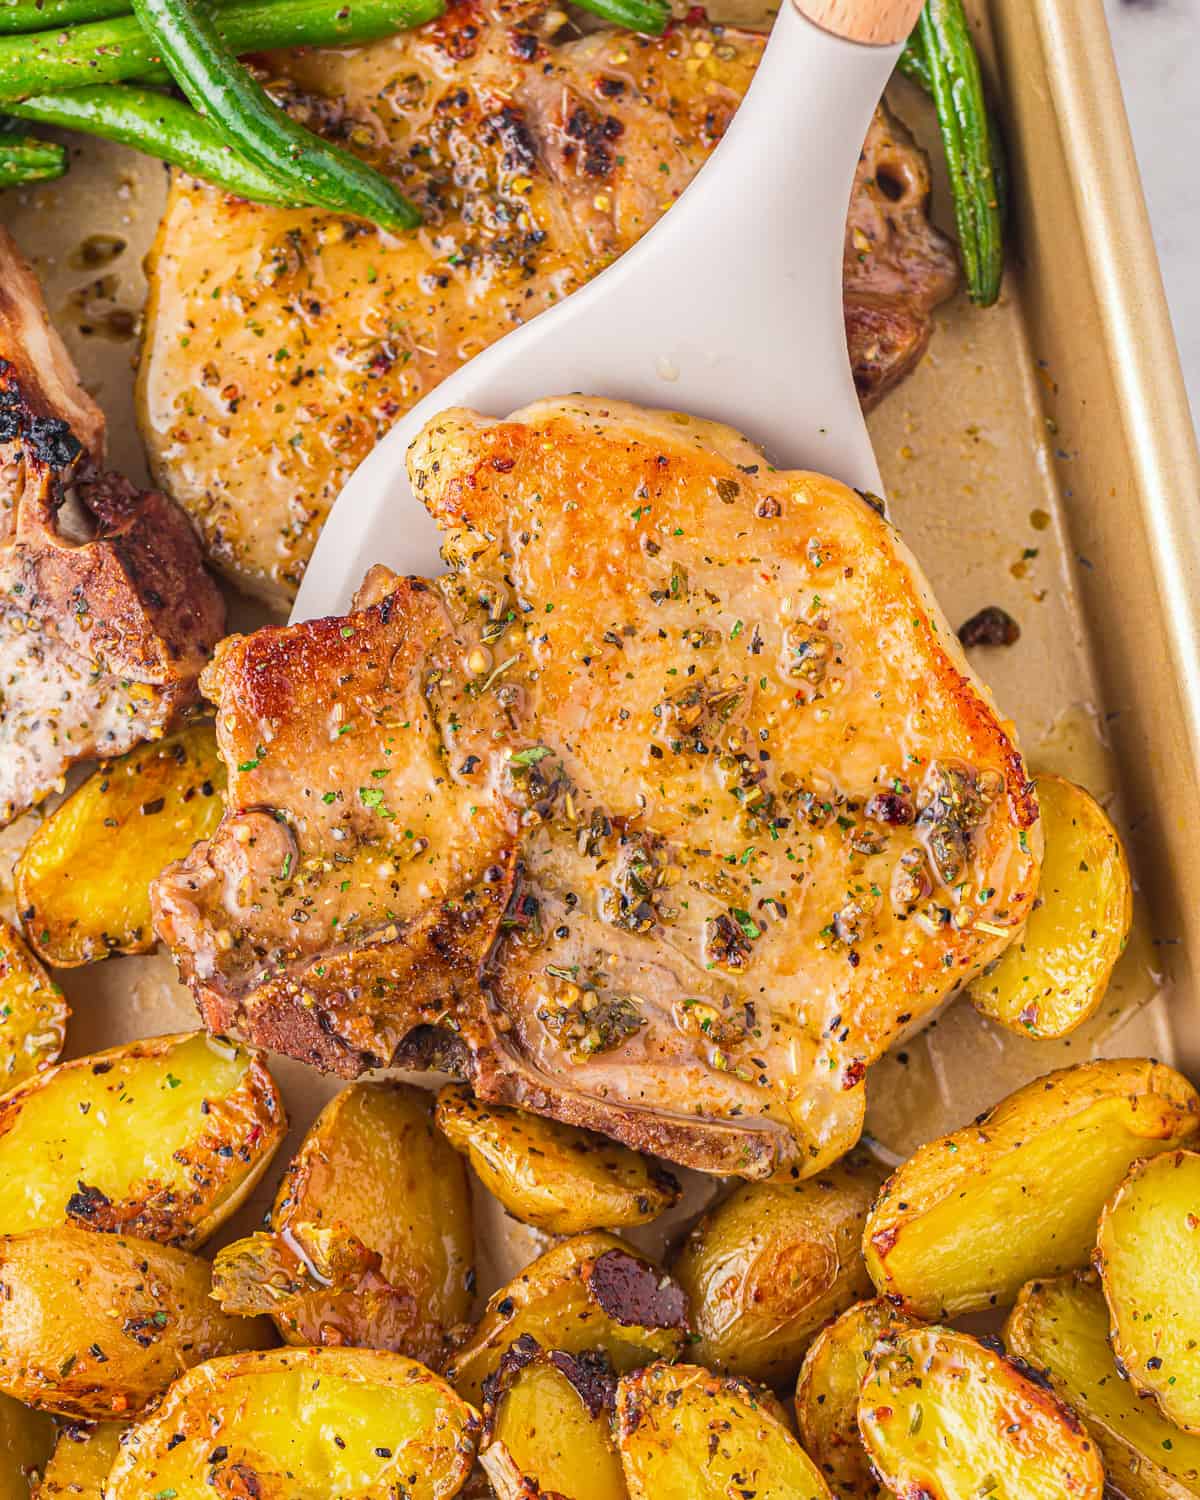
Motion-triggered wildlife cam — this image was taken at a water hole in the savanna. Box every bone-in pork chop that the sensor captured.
[137,0,957,607]
[153,398,1038,1179]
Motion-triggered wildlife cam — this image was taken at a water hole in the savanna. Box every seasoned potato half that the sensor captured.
[15,723,226,966]
[0,1225,272,1420]
[859,1326,1104,1500]
[1007,1272,1200,1500]
[436,1084,679,1234]
[616,1363,831,1500]
[106,1347,480,1500]
[864,1057,1199,1317]
[35,1421,127,1499]
[0,1031,284,1246]
[0,915,67,1091]
[227,1081,473,1364]
[1097,1149,1200,1432]
[0,1390,56,1498]
[672,1155,882,1383]
[447,1233,688,1406]
[479,1336,626,1500]
[795,1299,916,1499]
[967,775,1131,1039]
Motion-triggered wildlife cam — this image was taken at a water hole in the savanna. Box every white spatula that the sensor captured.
[292,0,924,623]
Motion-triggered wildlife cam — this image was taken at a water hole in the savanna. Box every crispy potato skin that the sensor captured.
[0,1225,272,1420]
[1007,1272,1200,1500]
[967,775,1132,1039]
[446,1233,688,1407]
[15,723,226,967]
[795,1299,916,1499]
[0,1389,56,1496]
[105,1346,480,1500]
[615,1363,832,1500]
[1096,1149,1200,1433]
[858,1326,1105,1500]
[35,1421,127,1498]
[0,915,67,1090]
[436,1084,679,1233]
[672,1156,882,1383]
[0,1031,286,1247]
[863,1057,1200,1318]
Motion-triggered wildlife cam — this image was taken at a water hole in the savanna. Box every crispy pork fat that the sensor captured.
[154,399,1038,1178]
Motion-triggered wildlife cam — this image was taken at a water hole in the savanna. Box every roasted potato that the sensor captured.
[435,1084,679,1234]
[1006,1272,1200,1500]
[795,1299,916,1499]
[105,1347,480,1500]
[967,775,1132,1038]
[863,1057,1199,1317]
[858,1326,1104,1500]
[0,1391,55,1499]
[34,1422,126,1499]
[447,1233,688,1405]
[479,1335,626,1500]
[672,1155,882,1383]
[0,916,67,1092]
[1096,1148,1200,1432]
[15,723,225,966]
[0,1031,285,1246]
[214,1081,472,1364]
[615,1363,831,1500]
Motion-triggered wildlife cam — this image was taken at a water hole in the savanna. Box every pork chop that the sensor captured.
[0,228,226,827]
[153,398,1038,1179]
[138,0,958,608]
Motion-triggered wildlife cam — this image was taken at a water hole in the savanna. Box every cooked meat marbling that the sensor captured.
[153,398,1038,1179]
[138,0,958,607]
[0,228,225,828]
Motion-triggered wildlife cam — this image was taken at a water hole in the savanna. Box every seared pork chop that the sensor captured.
[0,228,225,827]
[138,0,957,608]
[154,398,1038,1178]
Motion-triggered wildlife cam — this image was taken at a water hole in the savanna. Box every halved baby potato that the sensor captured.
[479,1336,626,1500]
[615,1363,831,1500]
[15,722,225,966]
[1006,1272,1200,1500]
[435,1084,680,1234]
[0,914,67,1091]
[35,1421,127,1498]
[672,1155,882,1383]
[966,775,1132,1039]
[0,1390,56,1497]
[446,1233,688,1406]
[863,1057,1199,1317]
[1096,1148,1200,1433]
[0,1030,286,1246]
[214,1081,473,1366]
[858,1326,1104,1500]
[105,1347,480,1500]
[795,1298,916,1499]
[0,1224,272,1420]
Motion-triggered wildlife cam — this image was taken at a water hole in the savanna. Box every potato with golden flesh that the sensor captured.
[795,1299,916,1499]
[0,1225,272,1420]
[0,1391,55,1498]
[0,916,66,1091]
[0,1031,285,1246]
[864,1057,1199,1318]
[16,724,225,966]
[616,1363,831,1500]
[34,1422,127,1499]
[1096,1149,1200,1433]
[479,1335,626,1500]
[106,1347,480,1500]
[858,1326,1105,1500]
[967,776,1131,1039]
[435,1085,679,1234]
[447,1233,688,1406]
[1007,1272,1200,1500]
[672,1155,882,1383]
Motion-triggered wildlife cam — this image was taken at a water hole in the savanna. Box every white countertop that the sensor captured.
[1105,0,1200,423]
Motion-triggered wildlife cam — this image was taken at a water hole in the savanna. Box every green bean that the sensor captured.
[6,84,304,203]
[572,0,667,34]
[0,130,66,183]
[0,0,127,35]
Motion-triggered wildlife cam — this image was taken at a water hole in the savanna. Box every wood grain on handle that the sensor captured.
[793,0,925,44]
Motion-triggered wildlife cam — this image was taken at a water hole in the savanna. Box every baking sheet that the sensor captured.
[0,0,1194,1288]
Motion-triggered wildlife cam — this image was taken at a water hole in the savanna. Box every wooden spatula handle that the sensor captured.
[793,0,925,44]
